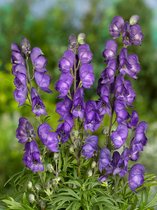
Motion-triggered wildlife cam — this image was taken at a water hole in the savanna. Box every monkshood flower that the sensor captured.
[56,123,70,143]
[84,100,102,132]
[72,87,85,119]
[55,73,73,98]
[79,64,94,88]
[23,140,44,172]
[115,75,136,106]
[112,148,130,177]
[130,121,148,161]
[119,48,141,79]
[128,164,145,191]
[16,117,35,144]
[114,100,129,123]
[128,111,139,128]
[38,123,59,152]
[31,47,51,92]
[109,16,125,38]
[11,43,28,105]
[82,135,98,159]
[59,49,75,73]
[78,44,93,64]
[103,40,117,60]
[123,22,144,46]
[99,148,112,174]
[111,124,128,149]
[31,88,46,116]
[56,96,72,120]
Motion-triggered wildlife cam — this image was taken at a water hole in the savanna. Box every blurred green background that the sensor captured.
[0,0,157,197]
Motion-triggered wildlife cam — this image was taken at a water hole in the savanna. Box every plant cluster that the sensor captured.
[2,15,157,210]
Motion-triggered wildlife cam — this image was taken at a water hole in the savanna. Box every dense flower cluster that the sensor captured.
[13,15,147,192]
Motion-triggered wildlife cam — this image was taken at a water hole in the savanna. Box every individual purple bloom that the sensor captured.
[56,123,70,143]
[31,88,46,116]
[98,175,107,182]
[16,117,35,144]
[113,148,130,177]
[99,148,112,173]
[31,47,47,72]
[109,16,125,38]
[11,43,25,65]
[72,88,85,119]
[128,111,139,128]
[98,84,110,105]
[128,164,145,191]
[62,115,74,133]
[119,48,141,79]
[111,124,128,149]
[34,71,51,93]
[55,73,73,98]
[100,59,117,84]
[56,97,72,119]
[78,44,93,64]
[115,75,136,106]
[84,100,102,132]
[82,135,98,159]
[103,40,117,60]
[79,64,94,88]
[59,50,75,73]
[114,100,129,123]
[130,121,148,161]
[14,88,28,106]
[38,123,59,152]
[23,140,44,172]
[14,73,27,90]
[12,64,27,76]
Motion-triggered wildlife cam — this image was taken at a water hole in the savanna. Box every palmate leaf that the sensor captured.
[143,193,157,209]
[2,197,23,210]
[65,201,81,210]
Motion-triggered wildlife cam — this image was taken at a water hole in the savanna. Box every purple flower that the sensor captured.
[59,50,75,73]
[123,22,143,46]
[84,100,102,132]
[99,148,112,173]
[109,16,125,38]
[38,123,59,152]
[111,124,128,149]
[31,47,46,72]
[72,88,85,119]
[31,88,46,116]
[113,148,130,177]
[128,164,145,191]
[14,88,28,106]
[78,44,93,64]
[103,40,117,60]
[34,72,51,93]
[55,73,73,98]
[56,97,72,119]
[56,123,70,143]
[79,64,94,88]
[119,48,141,79]
[128,111,139,128]
[114,100,129,123]
[115,75,136,106]
[23,140,44,172]
[82,135,98,159]
[11,43,25,65]
[130,121,148,161]
[12,64,26,76]
[16,117,35,144]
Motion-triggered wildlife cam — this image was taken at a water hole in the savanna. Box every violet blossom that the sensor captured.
[82,135,98,159]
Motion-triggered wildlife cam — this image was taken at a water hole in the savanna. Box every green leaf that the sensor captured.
[2,197,24,210]
[144,193,157,209]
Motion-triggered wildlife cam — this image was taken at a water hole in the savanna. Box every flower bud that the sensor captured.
[54,153,59,160]
[27,181,33,190]
[39,200,46,209]
[69,145,74,153]
[129,15,139,25]
[78,33,86,44]
[46,163,54,173]
[28,194,35,204]
[69,34,77,49]
[21,37,31,56]
[87,169,93,177]
[35,183,41,191]
[91,161,97,169]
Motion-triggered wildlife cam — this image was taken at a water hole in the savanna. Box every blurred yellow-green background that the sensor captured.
[0,0,157,198]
